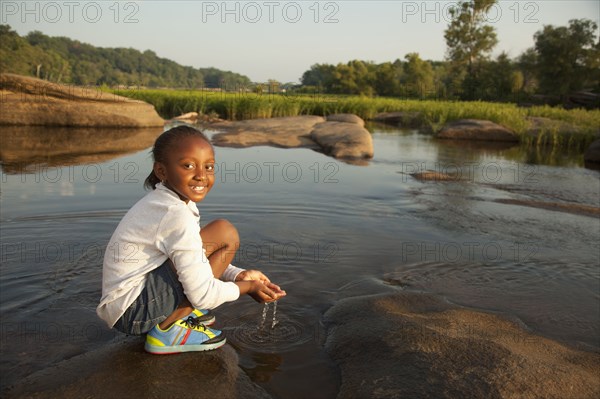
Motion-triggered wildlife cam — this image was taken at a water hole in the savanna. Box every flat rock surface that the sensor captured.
[324,290,600,399]
[437,119,518,142]
[212,115,324,149]
[3,338,271,399]
[212,115,373,161]
[0,73,164,127]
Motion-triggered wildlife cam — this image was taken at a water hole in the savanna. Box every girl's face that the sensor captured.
[154,136,216,203]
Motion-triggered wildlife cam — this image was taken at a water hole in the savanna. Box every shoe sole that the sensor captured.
[144,337,226,354]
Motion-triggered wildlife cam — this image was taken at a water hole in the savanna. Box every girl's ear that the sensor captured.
[153,162,167,182]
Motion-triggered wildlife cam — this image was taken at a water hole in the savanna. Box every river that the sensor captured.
[1,123,598,398]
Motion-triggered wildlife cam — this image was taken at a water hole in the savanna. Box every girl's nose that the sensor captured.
[194,167,205,180]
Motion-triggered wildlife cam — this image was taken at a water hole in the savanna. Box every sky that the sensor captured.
[2,0,599,83]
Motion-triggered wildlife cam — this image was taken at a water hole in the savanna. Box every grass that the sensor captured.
[109,88,600,149]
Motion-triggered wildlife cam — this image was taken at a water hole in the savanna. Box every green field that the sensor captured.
[109,88,600,149]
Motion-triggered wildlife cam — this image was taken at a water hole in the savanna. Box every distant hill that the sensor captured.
[0,24,252,89]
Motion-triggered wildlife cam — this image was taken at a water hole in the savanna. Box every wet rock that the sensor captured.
[173,111,199,121]
[211,116,325,149]
[0,73,164,127]
[437,119,518,142]
[211,115,373,161]
[410,170,462,182]
[324,291,600,399]
[170,112,224,124]
[584,139,600,169]
[326,113,365,127]
[4,338,271,399]
[310,121,373,160]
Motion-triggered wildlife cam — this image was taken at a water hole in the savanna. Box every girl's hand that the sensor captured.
[238,280,286,303]
[236,269,270,284]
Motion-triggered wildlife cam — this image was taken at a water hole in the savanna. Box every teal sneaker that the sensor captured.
[188,308,215,326]
[144,316,225,354]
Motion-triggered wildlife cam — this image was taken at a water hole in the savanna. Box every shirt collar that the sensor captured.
[155,182,200,217]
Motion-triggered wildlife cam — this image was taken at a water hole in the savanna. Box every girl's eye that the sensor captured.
[183,163,194,169]
[206,164,215,172]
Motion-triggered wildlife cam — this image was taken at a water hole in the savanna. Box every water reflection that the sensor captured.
[368,121,585,168]
[0,126,163,173]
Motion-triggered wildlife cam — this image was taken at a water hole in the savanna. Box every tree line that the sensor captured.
[301,0,599,105]
[0,24,251,89]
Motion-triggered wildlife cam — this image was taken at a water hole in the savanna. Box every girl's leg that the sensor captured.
[200,219,240,279]
[158,261,194,329]
[158,220,239,330]
[159,298,194,329]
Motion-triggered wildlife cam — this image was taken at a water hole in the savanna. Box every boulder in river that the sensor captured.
[0,73,164,127]
[212,114,373,161]
[212,115,325,149]
[310,121,373,160]
[325,291,600,399]
[437,119,518,142]
[326,113,365,127]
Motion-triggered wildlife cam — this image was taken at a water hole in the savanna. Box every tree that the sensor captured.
[402,53,434,98]
[534,19,599,98]
[373,61,403,97]
[444,0,498,99]
[516,48,538,94]
[329,60,375,96]
[301,63,333,88]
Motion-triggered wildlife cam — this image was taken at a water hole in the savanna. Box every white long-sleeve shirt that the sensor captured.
[97,183,243,328]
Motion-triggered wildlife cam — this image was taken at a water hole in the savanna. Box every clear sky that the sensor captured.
[2,0,599,83]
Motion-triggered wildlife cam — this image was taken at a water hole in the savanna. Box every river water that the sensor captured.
[1,123,598,397]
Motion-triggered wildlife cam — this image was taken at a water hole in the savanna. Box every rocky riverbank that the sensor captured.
[0,74,164,127]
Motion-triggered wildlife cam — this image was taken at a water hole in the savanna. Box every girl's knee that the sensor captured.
[208,219,239,245]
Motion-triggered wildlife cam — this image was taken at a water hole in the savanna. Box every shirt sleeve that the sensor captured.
[221,264,245,282]
[157,205,240,309]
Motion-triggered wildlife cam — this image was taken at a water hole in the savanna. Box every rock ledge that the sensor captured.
[0,73,164,127]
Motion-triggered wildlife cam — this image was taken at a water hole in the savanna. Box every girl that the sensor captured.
[97,125,286,354]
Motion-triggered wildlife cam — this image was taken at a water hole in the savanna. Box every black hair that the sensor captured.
[144,125,213,190]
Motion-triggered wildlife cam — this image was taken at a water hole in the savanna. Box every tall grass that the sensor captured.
[110,88,600,149]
